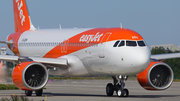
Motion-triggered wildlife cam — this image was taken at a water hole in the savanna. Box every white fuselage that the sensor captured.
[15,28,151,76]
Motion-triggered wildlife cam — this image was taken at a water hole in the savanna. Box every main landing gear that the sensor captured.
[106,75,129,97]
[25,89,43,96]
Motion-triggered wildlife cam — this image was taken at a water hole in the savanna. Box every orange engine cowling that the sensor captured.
[137,61,174,90]
[12,61,48,91]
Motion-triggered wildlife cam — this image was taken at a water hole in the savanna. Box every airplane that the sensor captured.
[0,0,180,97]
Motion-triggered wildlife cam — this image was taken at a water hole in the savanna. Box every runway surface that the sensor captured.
[0,80,180,101]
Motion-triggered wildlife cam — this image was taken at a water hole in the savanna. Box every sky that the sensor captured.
[0,0,180,54]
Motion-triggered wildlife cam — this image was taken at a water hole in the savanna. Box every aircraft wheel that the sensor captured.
[116,88,123,97]
[106,83,114,96]
[25,90,32,96]
[123,89,129,97]
[35,89,43,96]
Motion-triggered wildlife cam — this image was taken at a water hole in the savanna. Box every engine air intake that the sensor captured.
[12,61,48,90]
[137,61,174,90]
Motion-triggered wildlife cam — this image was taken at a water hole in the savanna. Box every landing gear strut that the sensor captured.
[106,75,129,97]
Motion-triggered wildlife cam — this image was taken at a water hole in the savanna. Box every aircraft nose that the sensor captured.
[132,47,151,72]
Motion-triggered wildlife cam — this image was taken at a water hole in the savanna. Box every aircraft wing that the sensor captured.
[151,53,180,60]
[0,40,13,45]
[0,55,68,69]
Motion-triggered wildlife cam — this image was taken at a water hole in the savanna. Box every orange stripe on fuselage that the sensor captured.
[43,28,143,58]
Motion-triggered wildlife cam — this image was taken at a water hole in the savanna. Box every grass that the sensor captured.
[0,95,30,101]
[0,84,19,90]
[0,95,45,101]
[173,79,180,82]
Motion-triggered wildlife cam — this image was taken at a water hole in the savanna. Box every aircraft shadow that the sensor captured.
[42,92,107,97]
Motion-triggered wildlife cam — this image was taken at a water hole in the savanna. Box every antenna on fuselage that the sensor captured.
[59,24,62,29]
[120,23,122,29]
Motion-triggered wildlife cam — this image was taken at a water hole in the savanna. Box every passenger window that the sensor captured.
[113,41,120,47]
[126,41,137,46]
[118,41,125,47]
[138,41,146,46]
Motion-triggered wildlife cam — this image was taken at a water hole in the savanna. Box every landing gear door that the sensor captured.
[99,32,112,58]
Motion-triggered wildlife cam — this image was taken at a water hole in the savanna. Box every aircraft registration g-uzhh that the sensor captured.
[1,0,180,97]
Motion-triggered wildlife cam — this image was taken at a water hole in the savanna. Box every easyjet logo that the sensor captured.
[79,32,103,43]
[16,0,25,26]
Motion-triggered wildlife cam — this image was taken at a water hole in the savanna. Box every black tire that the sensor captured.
[123,89,129,97]
[35,89,43,96]
[25,90,32,96]
[106,83,114,96]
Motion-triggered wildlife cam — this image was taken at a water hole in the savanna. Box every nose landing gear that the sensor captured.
[106,75,129,97]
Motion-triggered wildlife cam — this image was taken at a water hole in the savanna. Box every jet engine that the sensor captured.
[137,61,174,90]
[12,61,48,91]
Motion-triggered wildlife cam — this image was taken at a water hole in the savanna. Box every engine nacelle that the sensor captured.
[12,61,48,91]
[137,61,174,90]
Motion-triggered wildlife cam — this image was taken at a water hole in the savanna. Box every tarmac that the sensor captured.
[0,79,180,101]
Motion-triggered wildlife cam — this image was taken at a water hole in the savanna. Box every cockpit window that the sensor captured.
[137,41,146,46]
[113,41,120,47]
[126,41,137,46]
[113,40,145,47]
[118,40,125,47]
